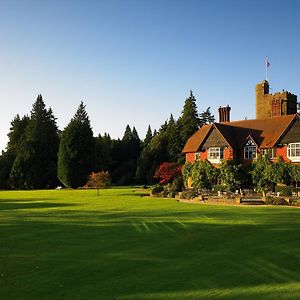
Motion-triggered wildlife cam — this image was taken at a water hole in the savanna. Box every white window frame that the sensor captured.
[195,152,200,161]
[261,148,276,159]
[287,143,300,162]
[244,139,257,160]
[208,147,224,163]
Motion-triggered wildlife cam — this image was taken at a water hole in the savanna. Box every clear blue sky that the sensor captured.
[1,0,300,151]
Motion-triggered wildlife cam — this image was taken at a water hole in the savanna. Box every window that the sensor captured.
[287,143,300,161]
[244,139,257,159]
[261,148,276,159]
[195,152,200,161]
[208,147,224,162]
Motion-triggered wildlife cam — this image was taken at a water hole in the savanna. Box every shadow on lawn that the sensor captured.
[0,199,75,210]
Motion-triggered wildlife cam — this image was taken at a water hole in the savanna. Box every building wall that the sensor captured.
[256,80,297,119]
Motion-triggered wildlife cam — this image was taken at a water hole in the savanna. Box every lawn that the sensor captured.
[0,187,300,300]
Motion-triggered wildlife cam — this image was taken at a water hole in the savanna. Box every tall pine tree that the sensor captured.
[10,95,59,189]
[58,102,95,188]
[178,90,200,145]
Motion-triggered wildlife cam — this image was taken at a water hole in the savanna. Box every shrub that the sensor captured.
[154,162,182,184]
[275,186,294,196]
[272,198,289,206]
[212,185,226,192]
[180,190,198,199]
[150,185,164,196]
[170,176,183,192]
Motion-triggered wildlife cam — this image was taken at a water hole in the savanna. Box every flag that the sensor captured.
[266,57,270,68]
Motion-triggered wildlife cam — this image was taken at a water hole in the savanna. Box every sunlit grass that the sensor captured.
[0,187,300,299]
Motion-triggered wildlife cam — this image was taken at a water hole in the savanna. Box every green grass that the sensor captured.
[1,187,300,300]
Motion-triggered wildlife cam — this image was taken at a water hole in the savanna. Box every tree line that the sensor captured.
[0,91,214,189]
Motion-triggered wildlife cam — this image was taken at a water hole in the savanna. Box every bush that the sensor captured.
[272,198,289,206]
[167,191,176,198]
[170,176,183,192]
[275,186,294,196]
[265,196,288,205]
[150,185,164,196]
[180,189,198,199]
[212,185,226,192]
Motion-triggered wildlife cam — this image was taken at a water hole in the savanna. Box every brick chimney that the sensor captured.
[218,105,231,123]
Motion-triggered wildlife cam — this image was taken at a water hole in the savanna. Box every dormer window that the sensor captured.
[244,139,257,159]
[208,147,224,163]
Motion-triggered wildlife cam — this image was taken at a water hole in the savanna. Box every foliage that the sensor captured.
[95,133,112,173]
[85,171,111,195]
[10,95,59,189]
[290,164,300,187]
[219,159,243,191]
[58,102,95,188]
[170,175,183,192]
[251,155,273,193]
[199,107,215,126]
[274,185,294,196]
[154,162,182,184]
[178,90,200,145]
[182,161,193,188]
[150,185,164,195]
[191,160,216,190]
[266,156,291,185]
[179,189,198,199]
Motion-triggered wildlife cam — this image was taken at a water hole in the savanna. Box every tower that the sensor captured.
[255,80,297,119]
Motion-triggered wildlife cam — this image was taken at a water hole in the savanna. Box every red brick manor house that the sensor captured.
[183,80,300,166]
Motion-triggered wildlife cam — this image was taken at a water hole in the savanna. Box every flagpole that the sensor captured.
[265,57,268,82]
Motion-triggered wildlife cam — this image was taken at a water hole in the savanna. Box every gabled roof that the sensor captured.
[182,114,299,153]
[182,124,213,153]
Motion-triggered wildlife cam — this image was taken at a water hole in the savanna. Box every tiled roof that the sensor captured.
[182,124,213,153]
[183,114,298,153]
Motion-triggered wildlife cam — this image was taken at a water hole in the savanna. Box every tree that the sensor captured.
[251,155,273,194]
[58,102,95,188]
[219,159,243,192]
[178,90,200,145]
[166,114,182,163]
[85,171,111,195]
[191,160,216,190]
[10,95,59,189]
[154,162,182,184]
[265,156,291,186]
[0,114,30,189]
[144,125,153,146]
[95,133,112,172]
[199,107,215,126]
[290,164,300,188]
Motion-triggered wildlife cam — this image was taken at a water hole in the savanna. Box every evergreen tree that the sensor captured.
[0,114,30,188]
[178,90,200,145]
[199,107,215,126]
[144,125,153,146]
[166,114,182,163]
[10,95,59,189]
[58,102,95,188]
[95,133,112,172]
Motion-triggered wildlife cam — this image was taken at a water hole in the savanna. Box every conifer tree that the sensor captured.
[10,95,59,189]
[178,90,200,144]
[167,114,182,162]
[57,102,95,188]
[144,125,153,146]
[199,107,215,126]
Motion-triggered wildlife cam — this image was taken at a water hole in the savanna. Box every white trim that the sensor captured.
[287,143,300,162]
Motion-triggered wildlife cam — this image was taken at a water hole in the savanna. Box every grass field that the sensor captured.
[1,187,300,300]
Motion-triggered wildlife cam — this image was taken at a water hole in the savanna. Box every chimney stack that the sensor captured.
[218,105,231,123]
